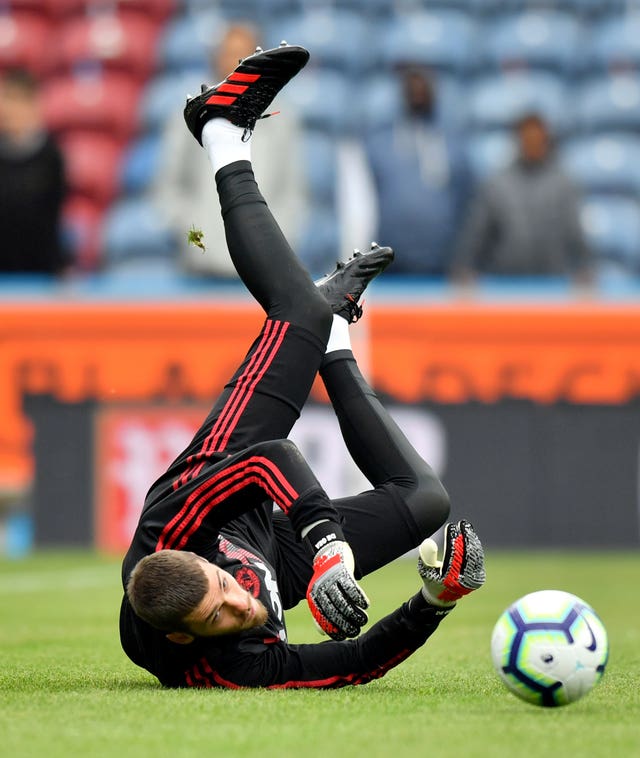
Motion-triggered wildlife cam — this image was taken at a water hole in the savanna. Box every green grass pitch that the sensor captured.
[1,550,638,758]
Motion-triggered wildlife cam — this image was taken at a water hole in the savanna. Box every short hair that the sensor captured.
[126,551,209,632]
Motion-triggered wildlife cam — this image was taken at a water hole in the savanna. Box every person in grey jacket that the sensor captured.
[153,23,308,278]
[451,112,593,284]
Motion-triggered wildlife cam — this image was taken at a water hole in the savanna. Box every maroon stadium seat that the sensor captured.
[62,194,105,271]
[43,71,141,141]
[60,132,124,206]
[0,11,54,75]
[7,1,85,20]
[52,13,161,81]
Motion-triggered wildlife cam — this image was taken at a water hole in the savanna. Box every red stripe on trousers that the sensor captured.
[173,320,289,490]
[157,456,299,551]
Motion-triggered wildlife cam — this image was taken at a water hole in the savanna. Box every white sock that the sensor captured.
[325,314,352,354]
[201,118,251,175]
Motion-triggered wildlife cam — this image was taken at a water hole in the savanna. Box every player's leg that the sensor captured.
[173,45,332,468]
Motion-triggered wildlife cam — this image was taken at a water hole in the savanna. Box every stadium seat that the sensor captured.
[297,205,341,278]
[264,8,372,74]
[561,135,640,196]
[478,10,584,75]
[120,133,164,195]
[580,194,640,273]
[284,67,353,134]
[139,68,208,133]
[380,9,479,75]
[7,0,85,20]
[43,72,142,142]
[158,9,225,73]
[60,133,124,206]
[52,14,162,82]
[0,11,53,76]
[466,129,516,180]
[466,71,571,133]
[61,195,105,271]
[102,0,177,23]
[301,129,338,206]
[589,13,640,73]
[102,196,176,264]
[575,73,640,134]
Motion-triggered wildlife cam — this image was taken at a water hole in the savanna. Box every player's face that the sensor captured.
[183,561,268,637]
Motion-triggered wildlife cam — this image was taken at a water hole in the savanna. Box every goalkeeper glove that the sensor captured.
[305,522,369,641]
[418,520,486,608]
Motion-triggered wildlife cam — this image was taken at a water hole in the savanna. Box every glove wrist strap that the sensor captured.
[305,520,346,554]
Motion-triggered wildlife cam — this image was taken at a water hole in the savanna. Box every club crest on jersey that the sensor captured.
[234,566,261,598]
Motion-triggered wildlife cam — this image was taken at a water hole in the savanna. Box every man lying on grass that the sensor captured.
[120,43,486,689]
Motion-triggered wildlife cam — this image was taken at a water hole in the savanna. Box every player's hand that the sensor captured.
[306,540,369,641]
[418,520,486,607]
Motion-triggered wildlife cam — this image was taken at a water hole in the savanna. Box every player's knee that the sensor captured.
[281,287,332,343]
[405,472,451,539]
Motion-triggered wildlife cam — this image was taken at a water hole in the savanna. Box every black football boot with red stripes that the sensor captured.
[183,41,310,145]
[315,243,395,323]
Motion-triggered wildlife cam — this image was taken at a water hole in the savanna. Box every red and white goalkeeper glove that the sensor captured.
[418,520,486,607]
[305,523,369,641]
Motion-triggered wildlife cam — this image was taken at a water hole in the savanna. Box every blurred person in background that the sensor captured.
[0,68,68,275]
[451,112,593,285]
[363,65,473,277]
[153,22,308,279]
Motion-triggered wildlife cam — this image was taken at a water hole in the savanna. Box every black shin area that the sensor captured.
[320,350,450,539]
[215,161,331,341]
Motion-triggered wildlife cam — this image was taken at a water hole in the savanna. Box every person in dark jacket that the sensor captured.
[0,68,68,275]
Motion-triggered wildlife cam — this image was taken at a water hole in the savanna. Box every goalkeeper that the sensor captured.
[120,43,486,689]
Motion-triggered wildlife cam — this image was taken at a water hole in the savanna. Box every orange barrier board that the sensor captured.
[2,300,640,490]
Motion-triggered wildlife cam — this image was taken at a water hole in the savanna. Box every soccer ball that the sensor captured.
[490,590,609,707]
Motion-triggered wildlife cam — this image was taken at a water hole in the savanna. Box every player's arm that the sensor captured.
[180,521,485,689]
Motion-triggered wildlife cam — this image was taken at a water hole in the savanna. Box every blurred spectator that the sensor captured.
[0,68,69,275]
[363,66,472,276]
[153,22,307,278]
[451,113,593,284]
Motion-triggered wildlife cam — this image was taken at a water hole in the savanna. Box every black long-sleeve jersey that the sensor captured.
[120,527,447,689]
[119,437,448,689]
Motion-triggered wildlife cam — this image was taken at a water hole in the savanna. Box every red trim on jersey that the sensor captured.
[156,455,299,551]
[228,72,261,83]
[205,94,237,106]
[185,649,413,689]
[173,320,289,490]
[217,83,249,94]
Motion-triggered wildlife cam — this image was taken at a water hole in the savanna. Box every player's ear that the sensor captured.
[166,631,195,645]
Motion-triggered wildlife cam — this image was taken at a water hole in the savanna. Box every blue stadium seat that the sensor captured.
[284,67,352,134]
[158,9,225,72]
[589,13,640,73]
[121,133,163,195]
[139,68,209,133]
[263,8,372,74]
[575,73,640,134]
[580,194,640,273]
[465,129,516,180]
[103,196,176,263]
[381,9,479,75]
[561,135,640,196]
[466,71,571,133]
[478,10,584,75]
[301,129,338,206]
[298,205,340,278]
